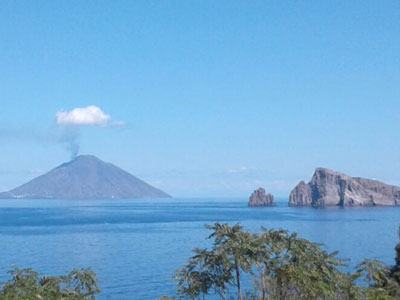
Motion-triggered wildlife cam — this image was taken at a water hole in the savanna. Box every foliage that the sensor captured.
[251,228,347,300]
[2,225,400,300]
[391,227,400,285]
[0,266,99,300]
[171,222,400,300]
[355,259,399,299]
[156,296,178,300]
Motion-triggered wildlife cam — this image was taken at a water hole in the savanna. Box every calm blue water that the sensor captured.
[0,198,399,299]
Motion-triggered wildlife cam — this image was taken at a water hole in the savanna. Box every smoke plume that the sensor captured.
[54,125,80,160]
[0,125,80,160]
[0,106,123,161]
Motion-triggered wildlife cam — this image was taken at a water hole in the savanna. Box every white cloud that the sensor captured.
[226,166,255,174]
[56,105,110,126]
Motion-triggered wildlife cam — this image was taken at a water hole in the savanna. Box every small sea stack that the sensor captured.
[248,187,275,206]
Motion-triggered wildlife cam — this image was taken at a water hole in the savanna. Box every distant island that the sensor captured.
[0,155,171,199]
[289,168,400,207]
[248,187,275,206]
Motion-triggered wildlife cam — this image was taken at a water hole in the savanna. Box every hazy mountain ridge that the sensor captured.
[0,155,171,199]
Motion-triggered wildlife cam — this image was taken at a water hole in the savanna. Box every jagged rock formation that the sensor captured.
[248,188,275,206]
[0,155,171,199]
[289,168,400,207]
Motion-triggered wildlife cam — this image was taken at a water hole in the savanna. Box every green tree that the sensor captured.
[176,223,254,300]
[356,259,399,299]
[170,223,400,300]
[391,227,400,285]
[176,248,215,300]
[176,223,352,300]
[205,223,253,300]
[0,265,99,300]
[252,228,347,300]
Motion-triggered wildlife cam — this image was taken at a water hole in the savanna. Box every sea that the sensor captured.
[0,198,399,299]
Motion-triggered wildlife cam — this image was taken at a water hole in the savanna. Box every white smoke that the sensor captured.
[54,125,80,160]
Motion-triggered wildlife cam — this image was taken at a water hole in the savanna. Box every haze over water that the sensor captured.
[0,198,398,299]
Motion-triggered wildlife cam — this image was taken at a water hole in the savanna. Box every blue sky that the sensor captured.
[0,1,399,197]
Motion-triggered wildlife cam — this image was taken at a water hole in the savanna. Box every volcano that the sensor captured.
[0,155,171,199]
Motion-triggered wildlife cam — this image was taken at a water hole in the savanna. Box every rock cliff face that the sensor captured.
[289,168,400,207]
[0,155,171,199]
[248,188,275,206]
